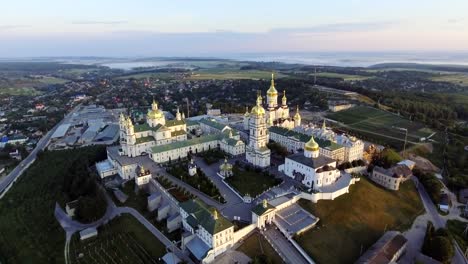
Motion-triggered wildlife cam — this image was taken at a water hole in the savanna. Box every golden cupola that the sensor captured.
[251,93,266,116]
[267,73,278,97]
[282,90,287,105]
[305,136,320,152]
[147,100,164,119]
[294,105,301,120]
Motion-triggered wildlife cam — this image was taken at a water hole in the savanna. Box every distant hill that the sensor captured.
[369,63,468,73]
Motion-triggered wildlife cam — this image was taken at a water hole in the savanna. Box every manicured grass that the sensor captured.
[327,106,434,148]
[295,177,424,264]
[0,146,106,263]
[225,166,281,197]
[237,232,283,264]
[69,214,166,264]
[312,72,371,81]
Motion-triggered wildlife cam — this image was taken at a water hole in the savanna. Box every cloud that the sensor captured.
[270,21,397,34]
[71,20,128,25]
[0,25,31,31]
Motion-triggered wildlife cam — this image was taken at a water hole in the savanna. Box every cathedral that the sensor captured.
[243,73,301,130]
[119,100,187,157]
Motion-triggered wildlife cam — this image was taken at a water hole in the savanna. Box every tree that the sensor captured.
[429,236,454,263]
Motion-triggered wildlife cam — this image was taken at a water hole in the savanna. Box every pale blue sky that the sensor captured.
[0,0,467,56]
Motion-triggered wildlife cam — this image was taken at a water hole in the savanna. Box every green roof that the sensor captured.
[166,119,186,127]
[186,120,199,127]
[171,130,187,137]
[251,202,275,216]
[134,123,166,133]
[199,118,228,131]
[136,136,155,144]
[222,137,242,146]
[151,134,221,154]
[268,126,343,151]
[180,199,233,235]
[134,123,151,132]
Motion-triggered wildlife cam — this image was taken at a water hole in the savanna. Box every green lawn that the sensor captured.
[327,106,434,149]
[312,72,371,81]
[225,166,281,197]
[237,232,283,264]
[295,177,424,264]
[69,214,167,264]
[0,146,106,263]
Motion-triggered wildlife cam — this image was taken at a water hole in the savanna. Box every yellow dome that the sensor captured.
[147,109,164,119]
[251,105,266,116]
[267,73,278,96]
[294,105,301,119]
[219,159,232,171]
[305,136,319,151]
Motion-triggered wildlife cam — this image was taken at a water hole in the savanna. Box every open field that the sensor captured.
[431,74,468,87]
[36,76,69,84]
[115,72,179,80]
[225,166,281,197]
[69,214,166,264]
[327,106,434,149]
[0,146,106,263]
[296,177,423,264]
[188,69,287,80]
[312,72,371,81]
[0,86,41,96]
[236,232,283,264]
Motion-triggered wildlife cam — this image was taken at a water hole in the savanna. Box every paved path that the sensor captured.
[263,228,310,264]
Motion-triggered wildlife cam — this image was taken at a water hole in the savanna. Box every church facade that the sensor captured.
[119,100,187,157]
[243,74,301,130]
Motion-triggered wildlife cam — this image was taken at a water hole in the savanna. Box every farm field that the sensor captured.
[296,178,423,264]
[0,87,41,96]
[327,106,435,148]
[69,214,166,264]
[188,69,287,80]
[312,72,371,81]
[430,73,468,86]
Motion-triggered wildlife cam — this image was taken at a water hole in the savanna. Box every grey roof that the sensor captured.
[94,124,119,142]
[186,236,210,260]
[287,152,335,169]
[356,231,408,264]
[52,123,71,139]
[107,146,138,166]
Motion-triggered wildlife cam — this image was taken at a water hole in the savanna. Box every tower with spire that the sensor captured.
[246,93,271,168]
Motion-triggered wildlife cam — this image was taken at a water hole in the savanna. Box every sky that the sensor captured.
[0,0,467,57]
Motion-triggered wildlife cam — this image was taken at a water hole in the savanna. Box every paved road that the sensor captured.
[263,228,310,264]
[0,105,81,197]
[412,178,468,264]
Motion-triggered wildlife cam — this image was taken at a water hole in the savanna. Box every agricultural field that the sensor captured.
[188,69,287,80]
[431,73,468,86]
[296,177,423,264]
[115,72,179,80]
[327,106,435,149]
[312,72,371,81]
[69,214,167,264]
[236,232,283,264]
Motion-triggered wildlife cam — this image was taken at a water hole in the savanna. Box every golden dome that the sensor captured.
[251,95,265,116]
[219,158,232,171]
[251,105,265,116]
[267,73,278,96]
[147,109,164,119]
[305,136,319,152]
[294,105,301,119]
